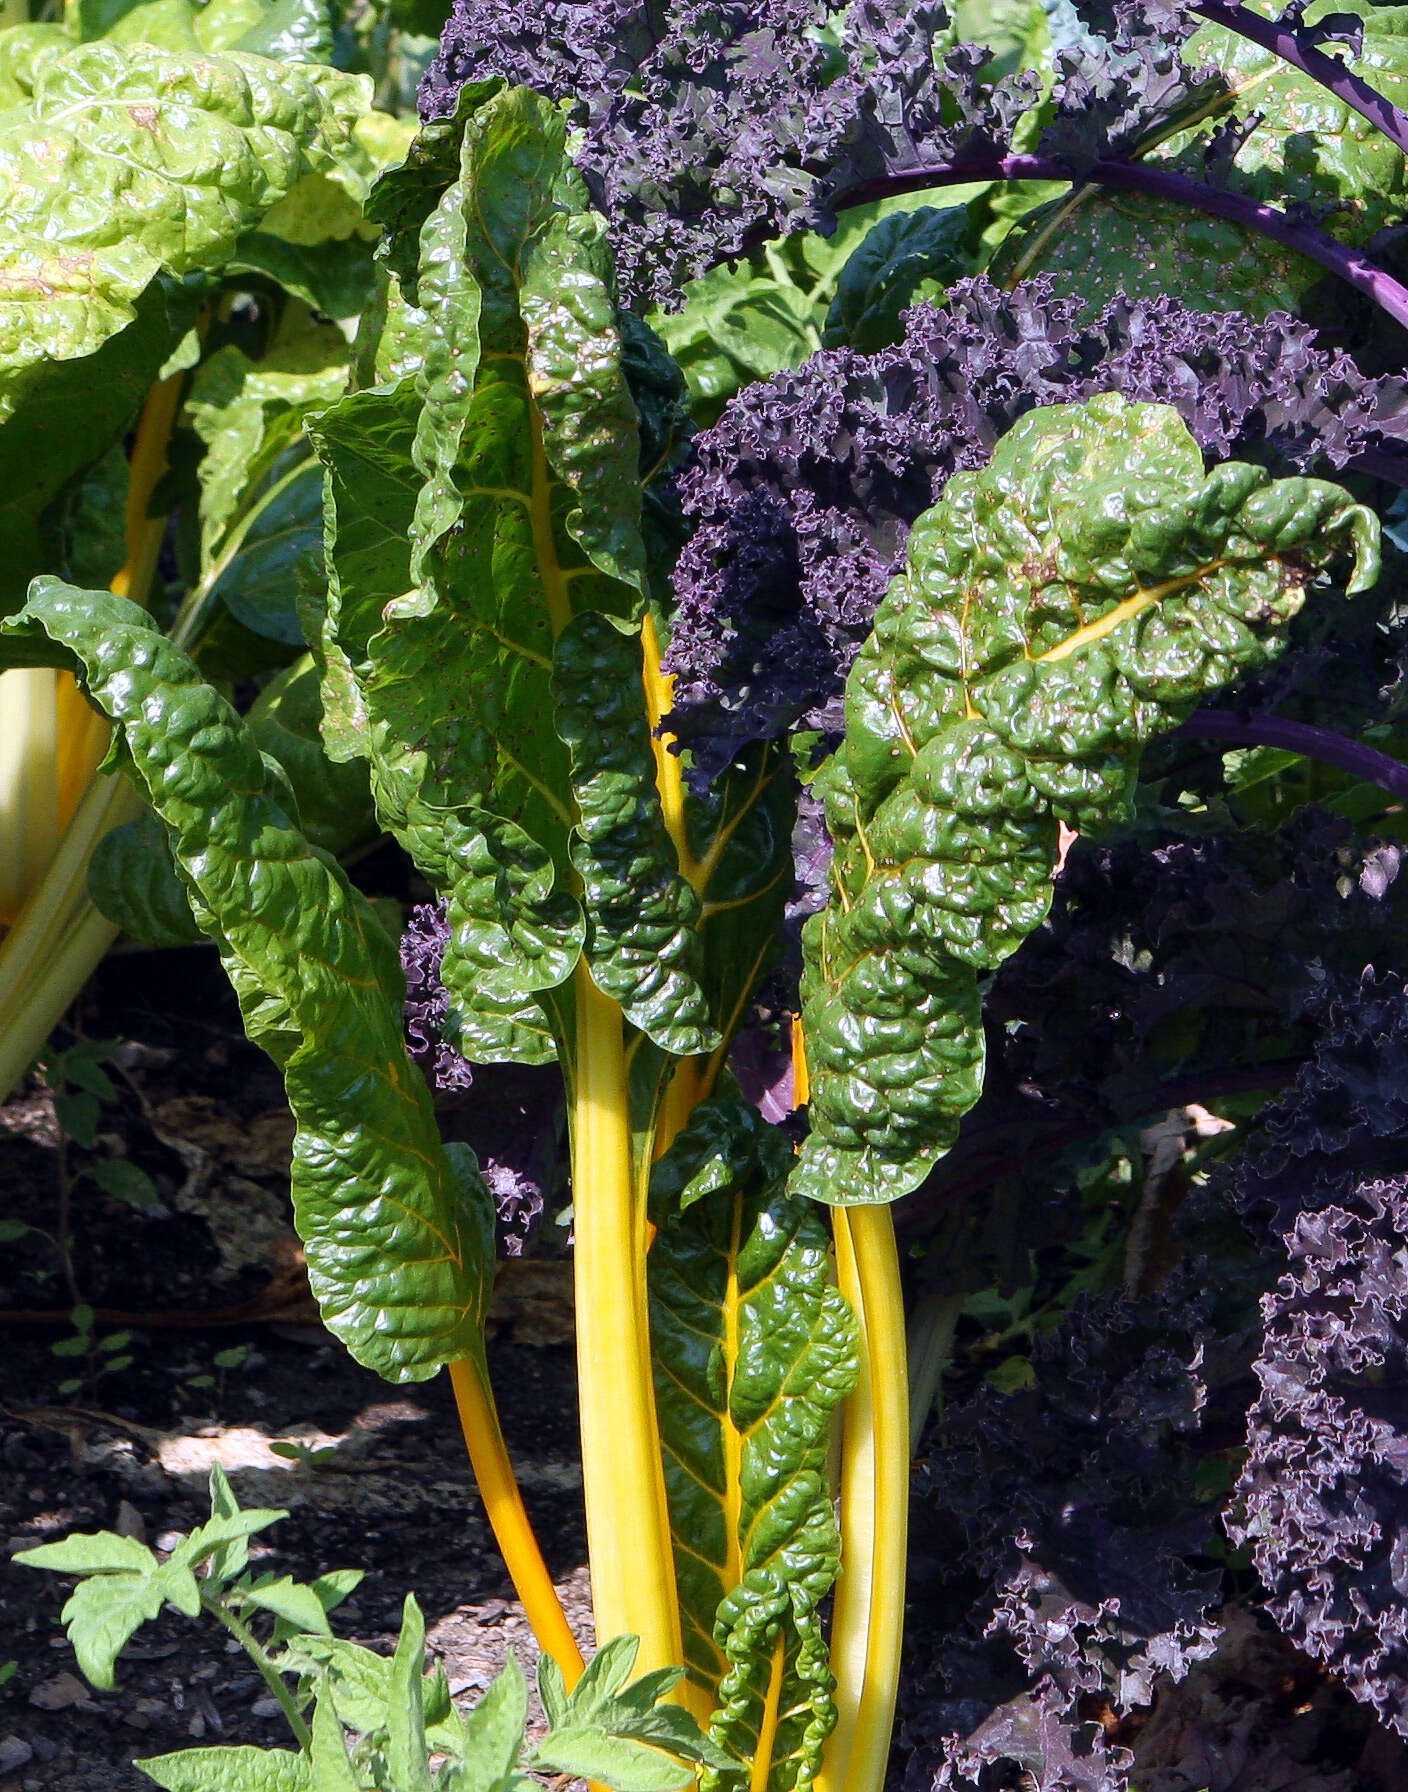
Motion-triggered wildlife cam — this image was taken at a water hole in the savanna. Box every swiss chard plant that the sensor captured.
[16,0,1408,1788]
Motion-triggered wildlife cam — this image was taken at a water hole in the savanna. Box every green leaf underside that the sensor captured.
[793,392,1378,1206]
[313,84,678,1064]
[0,42,367,417]
[555,612,717,1055]
[649,1100,859,1791]
[5,580,494,1381]
[996,1,1408,313]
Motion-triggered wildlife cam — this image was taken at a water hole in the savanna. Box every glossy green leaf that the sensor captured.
[6,580,495,1381]
[88,655,376,948]
[821,206,969,352]
[793,392,1379,1206]
[0,277,192,619]
[314,85,655,1063]
[136,1747,311,1792]
[0,43,367,420]
[649,1099,858,1789]
[245,656,377,858]
[0,24,72,108]
[555,613,716,1055]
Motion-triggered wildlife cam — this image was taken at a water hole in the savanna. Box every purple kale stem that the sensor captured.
[1189,0,1408,162]
[829,153,1408,333]
[1177,709,1408,801]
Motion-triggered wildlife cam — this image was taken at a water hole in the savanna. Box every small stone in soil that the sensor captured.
[0,1736,33,1773]
[251,1697,283,1718]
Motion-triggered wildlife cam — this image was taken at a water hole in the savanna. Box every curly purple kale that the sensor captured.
[665,277,1408,786]
[401,901,556,1253]
[904,1290,1223,1791]
[418,0,1209,308]
[1229,1173,1408,1735]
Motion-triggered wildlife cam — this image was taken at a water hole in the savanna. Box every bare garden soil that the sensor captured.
[0,940,1405,1791]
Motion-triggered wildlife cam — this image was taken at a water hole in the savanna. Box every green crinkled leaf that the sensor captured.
[314,85,656,1060]
[5,580,495,1381]
[246,656,377,858]
[136,1746,310,1792]
[793,392,1379,1206]
[88,809,205,947]
[555,613,717,1055]
[231,0,333,64]
[0,43,368,420]
[821,206,969,352]
[649,1099,858,1791]
[88,655,376,948]
[0,24,72,108]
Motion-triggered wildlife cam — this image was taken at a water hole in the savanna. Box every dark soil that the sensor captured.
[2,940,1407,1791]
[0,944,589,1790]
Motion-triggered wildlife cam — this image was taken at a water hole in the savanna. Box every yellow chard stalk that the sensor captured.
[0,369,182,1101]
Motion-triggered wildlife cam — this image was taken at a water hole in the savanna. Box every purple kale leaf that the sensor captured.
[664,278,1408,787]
[401,901,560,1253]
[418,0,1224,309]
[903,1292,1225,1791]
[1235,971,1408,1245]
[401,900,476,1094]
[1229,1172,1408,1736]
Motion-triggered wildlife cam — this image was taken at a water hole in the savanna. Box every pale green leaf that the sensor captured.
[240,1575,334,1636]
[308,1679,359,1792]
[137,1745,311,1792]
[14,1531,155,1576]
[0,43,369,420]
[60,1560,201,1688]
[532,1729,694,1792]
[387,1595,432,1792]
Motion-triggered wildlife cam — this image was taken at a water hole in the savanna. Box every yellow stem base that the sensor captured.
[818,1204,908,1792]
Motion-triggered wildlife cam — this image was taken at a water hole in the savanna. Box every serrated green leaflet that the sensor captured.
[555,613,717,1056]
[0,43,367,419]
[794,392,1379,1206]
[649,1100,858,1790]
[5,580,495,1381]
[136,1746,310,1791]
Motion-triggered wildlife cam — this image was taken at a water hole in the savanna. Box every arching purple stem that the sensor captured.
[1177,708,1408,802]
[830,154,1408,333]
[1188,0,1408,162]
